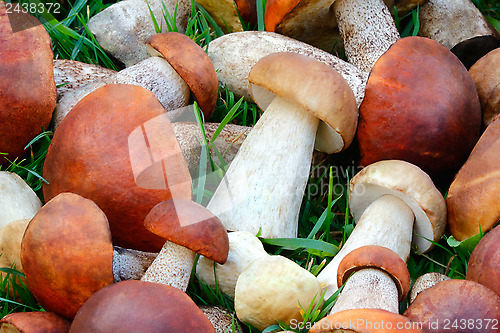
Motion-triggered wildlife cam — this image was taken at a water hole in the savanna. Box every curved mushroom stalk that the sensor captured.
[333,0,400,72]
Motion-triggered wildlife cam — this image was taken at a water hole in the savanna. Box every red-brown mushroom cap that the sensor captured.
[43,84,192,252]
[69,280,215,333]
[20,193,114,319]
[146,32,218,119]
[404,279,500,332]
[337,245,411,301]
[145,198,228,264]
[358,36,481,179]
[0,3,56,165]
[467,225,500,296]
[0,312,71,333]
[309,308,423,332]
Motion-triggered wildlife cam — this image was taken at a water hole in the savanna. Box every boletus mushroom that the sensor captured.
[196,0,256,33]
[0,312,70,333]
[0,2,56,165]
[409,272,450,303]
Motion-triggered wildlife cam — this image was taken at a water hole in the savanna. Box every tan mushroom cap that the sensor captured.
[249,52,358,153]
[69,280,215,333]
[409,272,450,303]
[21,193,114,319]
[467,225,500,297]
[146,32,218,119]
[145,198,229,264]
[404,279,500,332]
[310,308,423,332]
[447,114,500,240]
[337,245,411,301]
[349,160,446,254]
[0,312,71,333]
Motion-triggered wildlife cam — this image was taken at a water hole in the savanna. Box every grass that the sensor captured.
[1,0,498,330]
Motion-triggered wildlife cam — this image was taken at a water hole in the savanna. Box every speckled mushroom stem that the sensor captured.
[333,0,400,72]
[317,195,415,299]
[112,246,157,282]
[207,96,319,238]
[140,241,196,291]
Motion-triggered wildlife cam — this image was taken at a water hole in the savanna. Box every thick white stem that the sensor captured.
[333,0,400,72]
[317,195,414,299]
[207,96,319,238]
[329,268,399,314]
[141,241,195,291]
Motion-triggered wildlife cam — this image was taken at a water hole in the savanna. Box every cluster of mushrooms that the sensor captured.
[0,0,499,332]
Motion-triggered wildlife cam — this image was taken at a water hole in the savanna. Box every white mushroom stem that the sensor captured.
[141,241,195,291]
[112,246,157,282]
[329,268,400,314]
[317,194,414,299]
[207,96,319,238]
[333,0,400,72]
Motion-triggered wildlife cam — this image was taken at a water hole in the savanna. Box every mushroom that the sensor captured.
[310,308,424,332]
[69,280,215,332]
[207,31,368,106]
[0,4,56,165]
[418,0,500,69]
[20,193,157,319]
[199,305,244,333]
[469,48,500,128]
[404,279,500,332]
[43,84,192,252]
[357,36,481,179]
[87,0,191,67]
[409,272,450,303]
[330,245,411,314]
[0,312,71,333]
[140,198,229,291]
[0,219,30,293]
[467,225,500,297]
[196,231,268,298]
[317,160,447,300]
[446,114,499,240]
[234,255,322,331]
[196,0,256,33]
[207,52,357,238]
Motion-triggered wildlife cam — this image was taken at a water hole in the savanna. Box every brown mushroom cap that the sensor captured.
[337,245,411,301]
[196,0,256,33]
[467,225,500,297]
[0,4,56,165]
[310,308,423,332]
[249,52,358,153]
[404,279,500,332]
[357,36,481,179]
[69,280,215,333]
[446,114,500,240]
[145,198,228,264]
[43,84,192,252]
[0,312,71,333]
[146,32,218,119]
[20,193,114,319]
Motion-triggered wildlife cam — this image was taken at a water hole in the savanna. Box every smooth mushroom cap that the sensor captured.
[234,255,322,331]
[0,312,71,333]
[310,308,424,332]
[467,225,500,297]
[21,193,114,319]
[69,280,215,333]
[43,84,192,252]
[409,272,450,303]
[337,245,411,301]
[446,114,500,240]
[357,36,481,179]
[349,160,446,254]
[404,279,500,332]
[146,32,219,119]
[0,5,56,165]
[145,199,229,264]
[469,47,500,128]
[249,52,358,153]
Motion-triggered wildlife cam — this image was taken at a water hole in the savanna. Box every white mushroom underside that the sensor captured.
[317,195,414,299]
[330,268,399,314]
[207,96,319,238]
[140,241,195,292]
